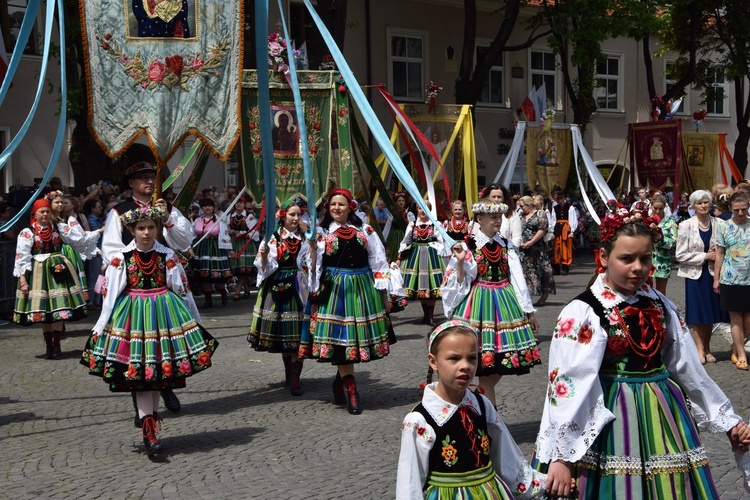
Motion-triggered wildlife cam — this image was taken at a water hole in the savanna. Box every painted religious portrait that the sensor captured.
[271,107,301,155]
[127,0,198,39]
[687,145,705,167]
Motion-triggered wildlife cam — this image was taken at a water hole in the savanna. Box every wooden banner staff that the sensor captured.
[153,161,165,203]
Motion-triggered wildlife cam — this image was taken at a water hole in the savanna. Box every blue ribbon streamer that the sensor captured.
[254,0,278,242]
[0,0,67,233]
[0,0,39,106]
[301,0,455,248]
[276,0,315,238]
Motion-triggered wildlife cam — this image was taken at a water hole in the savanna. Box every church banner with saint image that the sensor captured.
[525,124,572,194]
[241,70,350,205]
[628,120,682,189]
[80,0,243,162]
[681,132,720,191]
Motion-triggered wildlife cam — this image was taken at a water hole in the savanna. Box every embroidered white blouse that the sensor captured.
[396,383,546,499]
[58,215,101,260]
[440,232,535,318]
[397,220,450,257]
[254,227,309,294]
[534,274,742,464]
[93,241,200,334]
[13,224,95,278]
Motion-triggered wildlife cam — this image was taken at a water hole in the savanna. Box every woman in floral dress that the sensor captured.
[651,194,677,295]
[300,188,393,415]
[81,207,217,458]
[397,202,447,326]
[518,196,555,307]
[192,198,233,308]
[441,198,540,406]
[14,199,89,359]
[248,200,309,396]
[227,198,258,300]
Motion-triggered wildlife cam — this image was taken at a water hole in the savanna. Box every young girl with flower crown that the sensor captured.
[80,207,218,458]
[396,319,546,499]
[441,198,540,406]
[537,206,750,499]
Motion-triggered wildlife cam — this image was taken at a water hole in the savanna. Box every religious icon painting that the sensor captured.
[271,105,301,156]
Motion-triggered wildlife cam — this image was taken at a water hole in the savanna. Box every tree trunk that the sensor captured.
[733,78,750,176]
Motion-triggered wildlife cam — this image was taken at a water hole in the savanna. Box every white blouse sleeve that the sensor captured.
[568,206,579,233]
[508,213,523,247]
[507,244,535,314]
[535,300,616,464]
[254,236,279,287]
[101,209,125,264]
[165,250,201,322]
[58,217,100,259]
[308,228,325,293]
[365,224,392,292]
[246,216,261,241]
[13,229,34,277]
[163,206,195,252]
[397,222,414,254]
[440,243,478,319]
[218,218,232,250]
[660,293,742,432]
[395,412,435,500]
[93,254,129,334]
[485,398,546,498]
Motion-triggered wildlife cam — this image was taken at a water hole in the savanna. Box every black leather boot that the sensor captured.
[332,373,346,404]
[141,415,163,457]
[342,374,362,415]
[289,361,303,396]
[43,332,53,359]
[161,388,181,413]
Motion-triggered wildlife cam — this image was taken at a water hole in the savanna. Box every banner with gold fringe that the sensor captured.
[681,132,719,191]
[525,124,572,194]
[79,0,243,163]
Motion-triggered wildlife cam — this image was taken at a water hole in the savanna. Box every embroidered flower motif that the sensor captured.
[557,317,575,338]
[162,361,173,378]
[359,347,370,361]
[125,364,138,380]
[110,257,121,268]
[478,429,491,454]
[319,344,330,358]
[481,351,495,367]
[548,370,575,406]
[166,258,177,269]
[477,263,489,276]
[601,287,617,301]
[441,436,458,466]
[555,381,570,398]
[549,368,558,385]
[577,324,593,344]
[517,483,527,493]
[178,359,192,375]
[606,335,629,358]
[145,365,155,380]
[89,354,97,370]
[417,427,426,436]
[376,343,389,356]
[196,352,211,367]
[607,310,619,325]
[347,347,358,360]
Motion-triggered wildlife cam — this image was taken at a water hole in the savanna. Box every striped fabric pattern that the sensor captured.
[14,254,88,325]
[230,236,256,275]
[248,269,307,352]
[194,238,232,282]
[425,462,514,500]
[400,242,444,299]
[301,267,389,363]
[386,227,405,262]
[62,243,89,300]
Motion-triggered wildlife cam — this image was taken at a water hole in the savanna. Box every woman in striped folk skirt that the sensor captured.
[441,199,540,406]
[192,198,233,308]
[300,188,393,415]
[536,209,750,499]
[385,192,415,262]
[14,199,89,359]
[248,200,309,396]
[81,207,217,458]
[227,199,258,300]
[396,202,447,326]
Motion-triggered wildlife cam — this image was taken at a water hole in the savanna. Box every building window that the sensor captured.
[530,50,556,106]
[476,44,504,106]
[387,28,427,101]
[1,0,39,55]
[665,61,687,114]
[706,70,728,116]
[595,56,621,111]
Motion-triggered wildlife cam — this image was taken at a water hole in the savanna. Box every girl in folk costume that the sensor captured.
[14,200,89,358]
[386,192,416,262]
[396,320,546,499]
[537,207,750,499]
[80,207,217,458]
[479,184,523,247]
[192,198,233,308]
[247,200,310,396]
[227,198,259,300]
[443,200,469,242]
[441,199,540,406]
[47,190,102,300]
[397,201,448,326]
[300,188,393,415]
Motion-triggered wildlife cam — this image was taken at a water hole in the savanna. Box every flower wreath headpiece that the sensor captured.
[428,319,478,352]
[119,206,166,228]
[44,190,64,202]
[599,207,662,245]
[471,202,508,215]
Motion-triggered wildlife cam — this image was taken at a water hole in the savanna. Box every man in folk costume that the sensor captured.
[551,190,578,275]
[101,161,196,424]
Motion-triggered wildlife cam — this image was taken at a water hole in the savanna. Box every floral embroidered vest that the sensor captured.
[229,214,249,233]
[412,222,438,244]
[123,250,168,290]
[415,392,491,475]
[30,227,62,255]
[576,288,668,372]
[467,236,510,282]
[322,226,370,269]
[445,217,468,241]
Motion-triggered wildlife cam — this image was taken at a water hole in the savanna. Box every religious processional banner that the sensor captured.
[241,70,352,205]
[681,132,720,191]
[628,120,683,190]
[80,0,243,162]
[525,124,572,194]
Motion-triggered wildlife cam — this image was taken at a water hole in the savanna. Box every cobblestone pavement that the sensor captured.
[1,256,748,499]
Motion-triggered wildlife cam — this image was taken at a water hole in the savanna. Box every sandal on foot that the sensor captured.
[736,360,749,371]
[731,353,739,365]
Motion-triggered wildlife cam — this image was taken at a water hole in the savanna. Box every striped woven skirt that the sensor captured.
[386,227,405,262]
[247,268,308,353]
[80,287,218,392]
[574,368,719,499]
[299,266,390,364]
[452,280,540,376]
[401,242,444,300]
[230,235,255,276]
[14,252,88,325]
[62,243,89,301]
[193,238,232,283]
[425,462,514,500]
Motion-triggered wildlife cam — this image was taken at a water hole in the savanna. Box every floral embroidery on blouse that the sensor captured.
[548,368,575,406]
